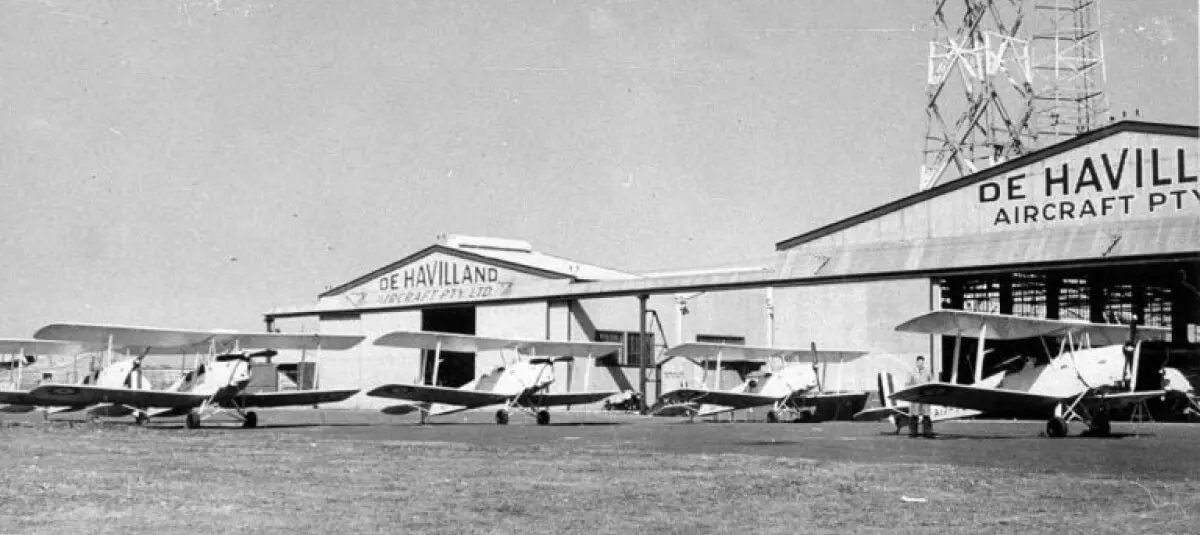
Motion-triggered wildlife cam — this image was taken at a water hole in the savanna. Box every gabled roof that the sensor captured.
[463,245,639,283]
[775,121,1199,251]
[318,238,638,298]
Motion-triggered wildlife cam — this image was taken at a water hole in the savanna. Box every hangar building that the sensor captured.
[265,121,1199,412]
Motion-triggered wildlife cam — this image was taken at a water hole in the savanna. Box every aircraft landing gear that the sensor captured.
[495,409,509,425]
[1045,416,1069,438]
[1087,411,1111,437]
[766,411,779,423]
[536,410,550,426]
[795,410,813,423]
[134,412,149,426]
[241,411,258,429]
[185,412,202,429]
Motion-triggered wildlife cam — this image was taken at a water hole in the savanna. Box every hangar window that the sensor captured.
[594,330,656,367]
[695,334,745,346]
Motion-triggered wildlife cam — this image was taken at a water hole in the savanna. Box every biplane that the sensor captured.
[26,323,363,428]
[366,331,623,425]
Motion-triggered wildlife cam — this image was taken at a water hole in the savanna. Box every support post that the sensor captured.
[638,294,649,414]
[1045,273,1061,319]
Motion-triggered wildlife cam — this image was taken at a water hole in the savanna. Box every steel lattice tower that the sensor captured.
[920,0,1108,190]
[1031,0,1110,141]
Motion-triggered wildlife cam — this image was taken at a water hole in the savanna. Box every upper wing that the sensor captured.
[513,340,621,359]
[33,323,364,353]
[373,331,523,352]
[532,391,620,407]
[890,382,1063,415]
[221,389,359,408]
[657,388,781,410]
[33,323,215,350]
[657,342,867,366]
[895,309,1169,344]
[0,339,83,356]
[27,384,208,409]
[366,383,511,408]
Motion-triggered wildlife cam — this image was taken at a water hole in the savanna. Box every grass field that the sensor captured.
[1,412,1197,534]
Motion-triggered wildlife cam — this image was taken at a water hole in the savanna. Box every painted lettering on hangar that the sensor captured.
[976,144,1198,227]
[341,256,516,308]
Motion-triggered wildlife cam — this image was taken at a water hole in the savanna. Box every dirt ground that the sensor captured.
[0,410,1196,534]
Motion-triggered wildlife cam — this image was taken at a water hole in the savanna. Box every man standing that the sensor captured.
[906,355,934,437]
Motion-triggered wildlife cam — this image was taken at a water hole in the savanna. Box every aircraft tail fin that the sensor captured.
[877,372,896,408]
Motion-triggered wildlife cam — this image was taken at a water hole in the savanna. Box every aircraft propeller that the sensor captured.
[214,349,278,362]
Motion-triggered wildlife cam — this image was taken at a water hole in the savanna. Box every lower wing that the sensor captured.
[222,389,360,409]
[367,383,511,409]
[852,406,906,422]
[657,388,781,411]
[852,404,982,423]
[1079,390,1167,412]
[890,382,1063,416]
[0,390,41,406]
[530,391,620,407]
[28,384,209,409]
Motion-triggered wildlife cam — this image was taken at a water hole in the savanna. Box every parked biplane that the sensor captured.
[879,310,1172,438]
[26,323,364,428]
[653,342,870,423]
[366,331,623,425]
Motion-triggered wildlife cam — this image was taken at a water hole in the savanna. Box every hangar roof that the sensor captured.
[775,121,1199,251]
[318,234,638,299]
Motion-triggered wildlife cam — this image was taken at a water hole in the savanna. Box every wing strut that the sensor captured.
[950,334,962,384]
[431,340,443,387]
[973,324,988,384]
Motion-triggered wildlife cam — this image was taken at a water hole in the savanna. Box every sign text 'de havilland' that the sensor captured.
[346,259,516,307]
[978,146,1198,226]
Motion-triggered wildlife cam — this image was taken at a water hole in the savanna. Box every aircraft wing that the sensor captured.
[220,389,359,408]
[890,382,1063,415]
[0,339,84,356]
[33,323,216,350]
[366,383,511,408]
[896,309,1170,343]
[852,405,903,422]
[657,388,780,410]
[27,384,208,409]
[1078,390,1168,411]
[532,391,621,407]
[211,334,365,351]
[852,403,982,423]
[0,390,41,406]
[374,331,525,353]
[33,323,365,353]
[657,342,867,365]
[514,340,621,359]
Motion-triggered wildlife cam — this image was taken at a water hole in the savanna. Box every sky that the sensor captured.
[0,0,1196,335]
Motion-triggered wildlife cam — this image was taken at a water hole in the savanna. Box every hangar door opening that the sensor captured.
[421,306,477,387]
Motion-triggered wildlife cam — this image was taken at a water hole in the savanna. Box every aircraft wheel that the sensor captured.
[242,411,258,429]
[135,412,149,426]
[1089,412,1111,436]
[185,412,201,429]
[796,411,812,423]
[536,410,550,426]
[1045,416,1068,438]
[766,411,779,424]
[495,409,509,425]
